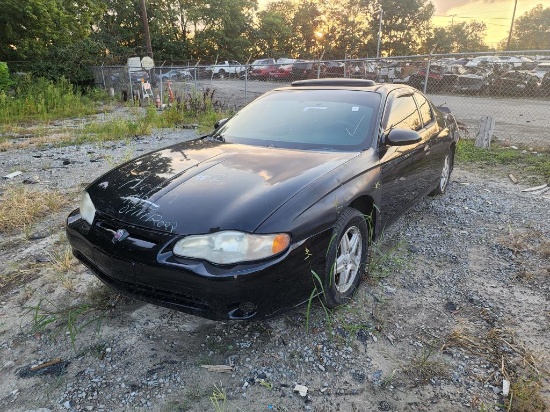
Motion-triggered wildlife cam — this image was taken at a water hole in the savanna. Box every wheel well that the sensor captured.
[348,195,377,240]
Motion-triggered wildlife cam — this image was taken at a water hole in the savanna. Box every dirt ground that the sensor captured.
[0,114,549,412]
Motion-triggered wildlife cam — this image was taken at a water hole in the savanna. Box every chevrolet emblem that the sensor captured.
[112,229,129,243]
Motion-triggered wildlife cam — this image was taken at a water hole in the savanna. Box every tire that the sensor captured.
[218,69,226,79]
[430,149,454,196]
[322,208,369,308]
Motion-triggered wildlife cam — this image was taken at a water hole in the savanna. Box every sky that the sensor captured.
[431,0,542,47]
[259,0,544,49]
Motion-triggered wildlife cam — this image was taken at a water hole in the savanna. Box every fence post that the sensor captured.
[475,116,495,148]
[100,63,106,90]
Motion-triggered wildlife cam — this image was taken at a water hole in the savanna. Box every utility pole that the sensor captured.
[140,0,153,58]
[450,14,456,26]
[506,0,518,50]
[376,8,383,58]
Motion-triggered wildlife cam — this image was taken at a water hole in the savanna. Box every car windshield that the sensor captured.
[213,89,380,151]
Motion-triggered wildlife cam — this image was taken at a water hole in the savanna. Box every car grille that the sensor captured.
[75,250,210,312]
[92,212,174,262]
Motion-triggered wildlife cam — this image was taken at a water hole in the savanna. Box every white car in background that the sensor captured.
[205,60,245,78]
[495,56,523,68]
[531,62,550,80]
[465,56,519,69]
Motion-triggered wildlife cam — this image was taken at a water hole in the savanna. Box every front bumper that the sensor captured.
[66,210,330,320]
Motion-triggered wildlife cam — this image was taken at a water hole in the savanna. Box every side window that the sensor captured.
[414,93,434,127]
[385,95,422,132]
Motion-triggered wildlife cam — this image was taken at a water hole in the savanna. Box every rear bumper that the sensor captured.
[66,210,329,320]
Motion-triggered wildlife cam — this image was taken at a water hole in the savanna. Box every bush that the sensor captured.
[0,62,13,92]
[0,75,98,124]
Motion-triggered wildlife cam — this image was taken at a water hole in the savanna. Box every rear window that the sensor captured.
[213,89,380,151]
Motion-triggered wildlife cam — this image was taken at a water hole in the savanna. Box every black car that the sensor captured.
[541,71,550,97]
[454,67,496,94]
[291,61,320,80]
[490,70,541,97]
[66,79,459,321]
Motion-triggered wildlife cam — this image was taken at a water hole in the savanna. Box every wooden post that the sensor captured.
[475,116,495,148]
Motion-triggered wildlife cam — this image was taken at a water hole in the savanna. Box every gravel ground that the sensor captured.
[0,121,549,412]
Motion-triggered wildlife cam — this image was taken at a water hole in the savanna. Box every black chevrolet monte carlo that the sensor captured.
[66,79,459,320]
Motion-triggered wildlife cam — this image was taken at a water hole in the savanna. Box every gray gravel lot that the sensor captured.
[0,125,549,412]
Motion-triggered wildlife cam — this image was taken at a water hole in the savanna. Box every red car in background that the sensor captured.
[268,64,293,81]
[249,58,278,80]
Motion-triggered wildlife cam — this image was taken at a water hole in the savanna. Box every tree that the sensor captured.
[424,21,488,54]
[290,1,323,58]
[0,0,104,62]
[371,0,434,56]
[255,9,294,58]
[91,0,150,63]
[506,4,550,50]
[319,0,373,59]
[186,0,257,61]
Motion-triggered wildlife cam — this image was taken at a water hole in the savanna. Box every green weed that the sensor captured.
[24,298,107,351]
[367,237,409,283]
[456,140,550,180]
[306,270,333,334]
[404,345,448,383]
[209,384,227,412]
[0,76,99,124]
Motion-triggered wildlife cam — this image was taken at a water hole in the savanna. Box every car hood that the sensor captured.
[87,138,359,235]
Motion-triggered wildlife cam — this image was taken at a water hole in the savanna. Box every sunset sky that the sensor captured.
[259,0,544,48]
[431,0,542,47]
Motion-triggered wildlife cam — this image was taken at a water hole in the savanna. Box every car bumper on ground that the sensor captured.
[66,209,330,321]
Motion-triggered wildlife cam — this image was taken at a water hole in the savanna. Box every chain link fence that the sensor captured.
[92,50,550,149]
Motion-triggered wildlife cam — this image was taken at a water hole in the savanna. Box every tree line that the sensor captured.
[0,0,549,85]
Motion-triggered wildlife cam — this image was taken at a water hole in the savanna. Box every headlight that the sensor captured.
[79,192,96,225]
[173,231,290,264]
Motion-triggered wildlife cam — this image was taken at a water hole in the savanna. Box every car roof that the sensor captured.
[287,78,415,96]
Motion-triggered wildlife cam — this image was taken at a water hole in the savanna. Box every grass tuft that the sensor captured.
[0,186,69,233]
[506,378,547,412]
[456,140,550,181]
[444,326,547,411]
[0,77,100,125]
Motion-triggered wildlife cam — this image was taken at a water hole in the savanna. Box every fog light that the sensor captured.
[228,302,257,320]
[239,301,257,315]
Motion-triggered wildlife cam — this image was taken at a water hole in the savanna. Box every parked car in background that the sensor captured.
[540,72,550,96]
[291,61,320,80]
[249,61,279,80]
[531,62,550,80]
[466,56,509,69]
[454,67,496,94]
[267,64,293,81]
[518,56,537,70]
[156,69,193,82]
[66,78,459,321]
[491,70,541,96]
[128,70,149,82]
[408,64,467,92]
[495,56,523,68]
[322,61,345,78]
[205,60,245,78]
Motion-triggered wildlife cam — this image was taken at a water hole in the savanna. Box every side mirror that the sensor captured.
[385,129,422,146]
[214,118,229,129]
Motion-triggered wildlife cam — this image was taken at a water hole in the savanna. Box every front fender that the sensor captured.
[257,152,381,243]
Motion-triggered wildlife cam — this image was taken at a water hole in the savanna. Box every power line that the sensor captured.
[433,15,510,20]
